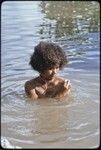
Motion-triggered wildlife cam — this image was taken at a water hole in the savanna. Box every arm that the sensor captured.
[25,81,38,100]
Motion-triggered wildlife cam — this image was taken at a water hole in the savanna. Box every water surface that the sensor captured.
[1,1,100,149]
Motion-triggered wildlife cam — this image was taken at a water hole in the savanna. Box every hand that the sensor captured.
[63,80,71,94]
[51,79,71,99]
[56,80,71,96]
[64,79,71,87]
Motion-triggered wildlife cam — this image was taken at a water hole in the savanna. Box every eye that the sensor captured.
[56,67,59,70]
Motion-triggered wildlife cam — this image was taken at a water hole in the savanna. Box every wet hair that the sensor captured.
[29,41,68,73]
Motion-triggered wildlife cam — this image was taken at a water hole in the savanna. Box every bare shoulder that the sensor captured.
[24,80,32,96]
[24,80,32,90]
[24,77,39,94]
[24,77,41,99]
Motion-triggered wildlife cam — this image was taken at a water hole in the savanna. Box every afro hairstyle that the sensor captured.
[29,41,68,73]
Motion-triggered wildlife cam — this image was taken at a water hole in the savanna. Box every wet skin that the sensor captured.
[25,66,71,100]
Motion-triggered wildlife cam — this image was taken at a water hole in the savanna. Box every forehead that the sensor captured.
[49,65,59,69]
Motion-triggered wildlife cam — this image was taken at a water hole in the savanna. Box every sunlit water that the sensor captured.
[1,1,100,149]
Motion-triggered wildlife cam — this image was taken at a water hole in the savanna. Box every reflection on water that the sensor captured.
[1,1,100,149]
[39,1,100,38]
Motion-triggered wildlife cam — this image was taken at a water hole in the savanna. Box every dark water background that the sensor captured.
[1,1,100,148]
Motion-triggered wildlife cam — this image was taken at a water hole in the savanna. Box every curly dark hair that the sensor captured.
[29,41,68,73]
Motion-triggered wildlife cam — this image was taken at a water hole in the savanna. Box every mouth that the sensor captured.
[49,74,56,79]
[50,73,56,77]
[46,74,54,79]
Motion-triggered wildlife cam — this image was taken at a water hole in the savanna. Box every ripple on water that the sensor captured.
[1,1,100,148]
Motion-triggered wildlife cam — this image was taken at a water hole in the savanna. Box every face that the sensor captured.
[41,66,59,80]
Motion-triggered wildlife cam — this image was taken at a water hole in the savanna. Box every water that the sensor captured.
[1,1,100,149]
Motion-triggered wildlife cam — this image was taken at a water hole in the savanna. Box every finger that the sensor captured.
[66,84,71,94]
[65,79,70,84]
[64,80,71,87]
[67,88,71,94]
[65,83,71,91]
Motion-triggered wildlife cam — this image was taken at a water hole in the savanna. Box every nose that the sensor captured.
[53,68,57,74]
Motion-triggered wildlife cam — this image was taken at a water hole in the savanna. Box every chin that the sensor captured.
[49,75,55,80]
